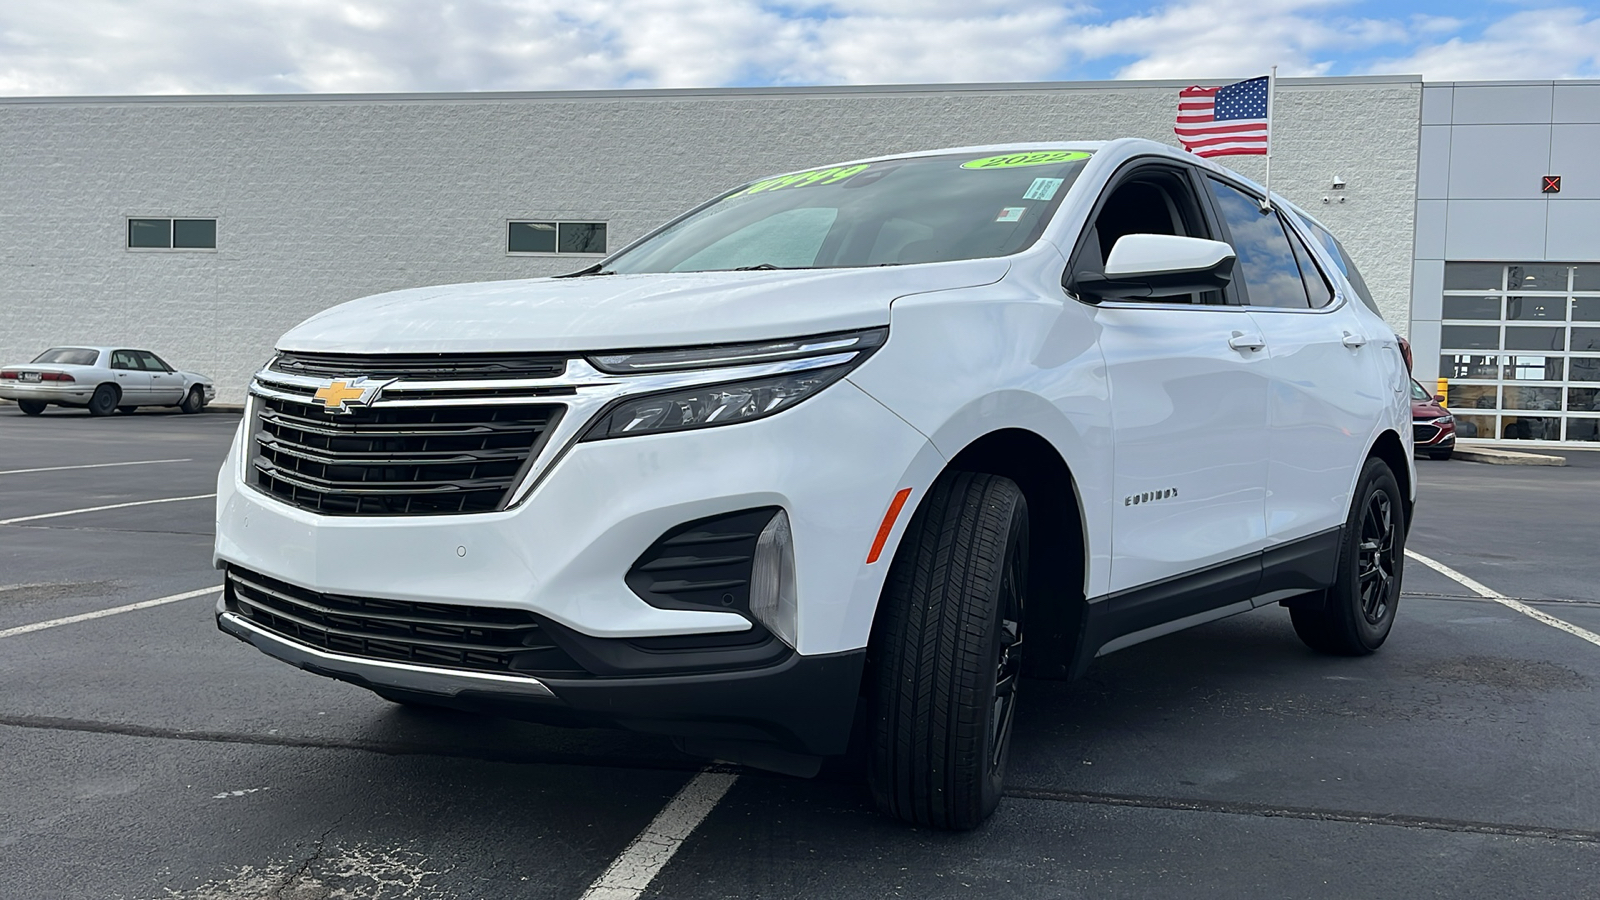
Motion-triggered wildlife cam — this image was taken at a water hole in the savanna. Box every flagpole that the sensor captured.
[1262,65,1277,212]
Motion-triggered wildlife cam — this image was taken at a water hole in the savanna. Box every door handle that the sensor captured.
[1341,331,1368,349]
[1228,331,1266,352]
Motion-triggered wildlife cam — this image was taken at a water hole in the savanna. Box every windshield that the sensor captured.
[602,150,1092,274]
[31,348,99,366]
[1410,381,1431,402]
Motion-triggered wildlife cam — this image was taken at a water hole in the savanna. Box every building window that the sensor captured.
[128,218,216,250]
[508,221,607,256]
[1440,262,1600,443]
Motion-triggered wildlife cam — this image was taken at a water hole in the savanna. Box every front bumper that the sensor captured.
[1413,419,1457,449]
[217,597,866,767]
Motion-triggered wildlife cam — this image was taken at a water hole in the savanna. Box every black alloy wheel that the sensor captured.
[868,471,1029,830]
[87,384,119,417]
[1357,489,1399,626]
[1290,457,1405,655]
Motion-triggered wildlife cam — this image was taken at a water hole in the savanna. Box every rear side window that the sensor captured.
[1206,179,1309,309]
[1285,222,1334,308]
[1306,219,1381,316]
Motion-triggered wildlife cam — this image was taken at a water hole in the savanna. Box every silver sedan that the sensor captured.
[0,347,216,416]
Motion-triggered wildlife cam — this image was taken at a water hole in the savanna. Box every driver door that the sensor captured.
[109,350,150,404]
[1068,161,1269,635]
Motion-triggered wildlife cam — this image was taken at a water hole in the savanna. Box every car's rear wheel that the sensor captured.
[87,384,118,417]
[180,386,205,414]
[867,471,1027,831]
[1291,457,1405,656]
[17,400,47,416]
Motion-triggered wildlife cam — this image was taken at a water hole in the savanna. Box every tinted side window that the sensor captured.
[1286,222,1334,308]
[1308,221,1381,316]
[1207,179,1309,309]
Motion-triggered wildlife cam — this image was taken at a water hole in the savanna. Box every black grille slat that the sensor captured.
[251,390,561,516]
[271,351,566,380]
[1414,424,1441,443]
[226,568,587,677]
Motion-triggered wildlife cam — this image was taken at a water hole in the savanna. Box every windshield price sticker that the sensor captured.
[1024,177,1064,201]
[962,150,1092,170]
[995,207,1026,222]
[736,164,871,196]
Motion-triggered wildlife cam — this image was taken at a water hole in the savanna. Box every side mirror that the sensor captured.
[1434,394,1447,404]
[1072,234,1236,302]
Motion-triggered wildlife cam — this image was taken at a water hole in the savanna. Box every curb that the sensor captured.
[1452,447,1567,467]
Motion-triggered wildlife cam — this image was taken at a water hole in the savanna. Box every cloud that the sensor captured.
[0,1,1594,97]
[1364,7,1600,80]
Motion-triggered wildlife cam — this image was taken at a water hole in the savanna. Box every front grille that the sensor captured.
[252,394,562,515]
[1414,423,1441,444]
[271,350,566,380]
[226,568,586,677]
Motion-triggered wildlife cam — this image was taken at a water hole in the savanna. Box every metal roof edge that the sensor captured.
[0,75,1425,106]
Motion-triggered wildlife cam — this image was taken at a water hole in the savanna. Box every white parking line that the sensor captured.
[0,493,216,526]
[0,585,221,639]
[580,769,738,900]
[1406,549,1600,649]
[0,458,192,476]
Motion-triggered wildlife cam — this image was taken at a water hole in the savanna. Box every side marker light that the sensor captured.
[866,488,914,564]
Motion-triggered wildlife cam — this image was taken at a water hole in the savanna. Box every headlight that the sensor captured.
[582,366,851,440]
[580,328,886,441]
[1430,416,1454,425]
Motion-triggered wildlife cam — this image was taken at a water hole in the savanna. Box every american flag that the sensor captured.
[1175,75,1270,157]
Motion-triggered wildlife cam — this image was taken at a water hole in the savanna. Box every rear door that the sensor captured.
[138,351,185,404]
[109,350,150,403]
[1203,179,1386,602]
[1069,160,1269,632]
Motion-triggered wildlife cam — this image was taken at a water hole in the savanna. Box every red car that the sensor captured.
[1411,380,1455,460]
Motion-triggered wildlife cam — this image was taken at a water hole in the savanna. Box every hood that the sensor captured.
[277,261,1009,354]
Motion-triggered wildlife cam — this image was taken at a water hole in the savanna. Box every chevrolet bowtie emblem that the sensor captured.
[312,377,392,413]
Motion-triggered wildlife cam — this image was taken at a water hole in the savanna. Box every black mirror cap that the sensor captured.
[1071,255,1235,302]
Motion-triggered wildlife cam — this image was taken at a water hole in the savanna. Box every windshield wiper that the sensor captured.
[732,263,795,271]
[557,263,617,277]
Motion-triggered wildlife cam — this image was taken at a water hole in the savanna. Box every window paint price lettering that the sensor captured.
[961,151,1092,170]
[735,164,871,196]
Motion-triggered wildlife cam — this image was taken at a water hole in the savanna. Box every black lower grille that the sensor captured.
[225,568,586,677]
[1414,423,1441,443]
[252,395,561,515]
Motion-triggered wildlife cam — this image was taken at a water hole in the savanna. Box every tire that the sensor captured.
[88,384,119,417]
[1428,449,1453,461]
[1291,457,1405,656]
[17,400,47,416]
[867,471,1028,830]
[117,406,138,414]
[179,386,205,414]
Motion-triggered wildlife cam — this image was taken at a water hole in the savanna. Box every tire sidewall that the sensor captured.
[975,498,1029,817]
[1338,461,1405,650]
[89,384,118,416]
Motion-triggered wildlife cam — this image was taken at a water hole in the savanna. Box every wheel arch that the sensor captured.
[880,427,1091,680]
[1367,428,1414,529]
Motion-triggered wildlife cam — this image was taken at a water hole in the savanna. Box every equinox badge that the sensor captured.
[312,377,392,414]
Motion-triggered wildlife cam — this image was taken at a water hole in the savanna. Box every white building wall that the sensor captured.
[0,77,1420,402]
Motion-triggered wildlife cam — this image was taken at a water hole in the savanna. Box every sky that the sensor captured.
[0,0,1597,96]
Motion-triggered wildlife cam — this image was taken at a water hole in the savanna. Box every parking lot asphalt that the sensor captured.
[2,403,1598,899]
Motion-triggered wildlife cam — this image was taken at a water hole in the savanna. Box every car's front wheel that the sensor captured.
[867,471,1027,830]
[87,384,119,417]
[1291,457,1405,655]
[179,386,205,414]
[17,400,47,416]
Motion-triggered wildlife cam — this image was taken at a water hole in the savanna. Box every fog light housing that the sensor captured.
[749,509,798,649]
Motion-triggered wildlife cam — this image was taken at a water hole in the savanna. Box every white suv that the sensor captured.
[215,139,1413,830]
